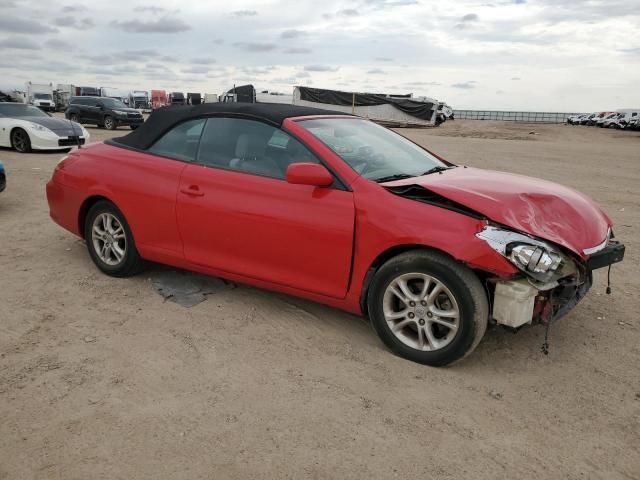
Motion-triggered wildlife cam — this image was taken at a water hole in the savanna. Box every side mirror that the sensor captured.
[286,162,333,187]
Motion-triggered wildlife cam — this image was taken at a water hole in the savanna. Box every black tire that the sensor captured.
[69,113,79,123]
[367,250,488,367]
[103,116,117,130]
[84,200,144,277]
[10,128,31,153]
[130,125,139,130]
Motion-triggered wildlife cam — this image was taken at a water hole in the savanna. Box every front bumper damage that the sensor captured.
[491,239,625,329]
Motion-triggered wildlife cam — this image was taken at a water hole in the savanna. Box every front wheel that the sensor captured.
[367,250,488,367]
[11,128,31,153]
[69,113,79,123]
[84,201,144,277]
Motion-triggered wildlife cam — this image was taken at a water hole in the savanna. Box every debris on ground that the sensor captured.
[150,269,236,307]
[83,335,96,343]
[489,390,503,400]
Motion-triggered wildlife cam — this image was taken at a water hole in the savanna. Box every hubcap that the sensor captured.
[91,213,126,266]
[382,273,460,352]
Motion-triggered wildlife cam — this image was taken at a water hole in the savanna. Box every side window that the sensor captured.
[148,118,206,161]
[197,117,318,179]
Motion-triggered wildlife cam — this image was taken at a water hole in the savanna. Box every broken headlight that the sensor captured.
[476,226,574,283]
[509,244,562,277]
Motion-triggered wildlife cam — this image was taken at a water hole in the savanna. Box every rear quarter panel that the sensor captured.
[51,143,187,257]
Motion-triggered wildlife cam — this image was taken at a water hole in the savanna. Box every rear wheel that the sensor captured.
[84,201,144,277]
[11,128,31,153]
[367,250,488,366]
[104,116,116,130]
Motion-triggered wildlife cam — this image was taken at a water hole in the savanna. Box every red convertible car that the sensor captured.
[46,103,625,366]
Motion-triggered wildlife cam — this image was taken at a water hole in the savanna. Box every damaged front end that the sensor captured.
[384,182,625,331]
[477,225,624,329]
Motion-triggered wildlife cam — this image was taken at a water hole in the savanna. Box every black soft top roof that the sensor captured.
[110,102,352,150]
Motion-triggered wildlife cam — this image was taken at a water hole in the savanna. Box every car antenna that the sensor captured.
[67,109,82,149]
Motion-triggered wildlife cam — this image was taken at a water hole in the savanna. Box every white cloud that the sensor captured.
[0,0,638,111]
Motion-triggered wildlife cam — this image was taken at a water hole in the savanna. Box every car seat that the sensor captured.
[229,133,282,177]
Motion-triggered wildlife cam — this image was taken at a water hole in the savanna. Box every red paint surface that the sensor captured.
[46,116,614,315]
[384,167,611,257]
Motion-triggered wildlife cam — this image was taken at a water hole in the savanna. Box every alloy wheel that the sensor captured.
[12,130,29,152]
[382,273,460,352]
[91,213,127,266]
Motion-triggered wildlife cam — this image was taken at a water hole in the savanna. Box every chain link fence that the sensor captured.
[453,110,584,123]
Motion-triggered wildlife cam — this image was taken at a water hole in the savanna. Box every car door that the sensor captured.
[72,98,89,122]
[176,117,355,299]
[86,98,102,123]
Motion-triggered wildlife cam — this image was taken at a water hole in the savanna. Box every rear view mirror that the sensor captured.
[286,163,333,187]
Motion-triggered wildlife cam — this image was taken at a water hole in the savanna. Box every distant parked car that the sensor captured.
[0,161,5,193]
[0,102,88,153]
[628,116,640,130]
[612,111,640,130]
[587,112,612,126]
[580,113,597,125]
[596,113,618,127]
[65,96,144,130]
[567,114,587,125]
[601,113,622,128]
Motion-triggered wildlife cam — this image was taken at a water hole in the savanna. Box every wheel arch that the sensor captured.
[359,243,494,317]
[9,125,29,139]
[78,195,119,239]
[9,126,31,151]
[359,244,456,315]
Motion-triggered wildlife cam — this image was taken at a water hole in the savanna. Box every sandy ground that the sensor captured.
[0,119,639,479]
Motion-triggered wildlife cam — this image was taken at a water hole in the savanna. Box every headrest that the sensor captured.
[235,133,266,159]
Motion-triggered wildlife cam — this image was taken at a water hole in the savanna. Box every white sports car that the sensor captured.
[0,102,89,153]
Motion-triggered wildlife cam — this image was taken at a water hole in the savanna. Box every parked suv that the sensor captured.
[65,96,144,130]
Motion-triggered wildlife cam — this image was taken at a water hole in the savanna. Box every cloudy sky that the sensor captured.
[1,0,639,111]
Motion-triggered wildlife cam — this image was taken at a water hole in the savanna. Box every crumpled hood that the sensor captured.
[24,116,84,136]
[384,167,611,257]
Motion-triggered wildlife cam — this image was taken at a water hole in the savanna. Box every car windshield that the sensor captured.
[0,103,50,118]
[100,98,127,108]
[297,118,449,182]
[34,93,52,100]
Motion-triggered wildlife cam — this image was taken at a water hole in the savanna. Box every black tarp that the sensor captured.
[187,93,201,105]
[227,84,256,103]
[298,86,434,121]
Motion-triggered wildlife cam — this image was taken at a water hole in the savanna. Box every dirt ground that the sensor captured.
[1,119,638,479]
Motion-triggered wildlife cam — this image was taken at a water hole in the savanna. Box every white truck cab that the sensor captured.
[26,82,55,112]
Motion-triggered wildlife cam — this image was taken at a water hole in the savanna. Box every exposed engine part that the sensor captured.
[492,279,538,328]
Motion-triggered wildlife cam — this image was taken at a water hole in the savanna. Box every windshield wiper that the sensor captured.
[374,173,414,183]
[420,166,454,176]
